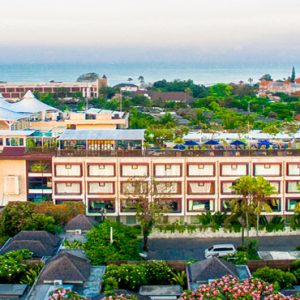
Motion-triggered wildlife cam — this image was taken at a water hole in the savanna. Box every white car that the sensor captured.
[204,244,237,259]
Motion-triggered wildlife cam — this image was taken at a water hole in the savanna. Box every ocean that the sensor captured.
[0,62,295,86]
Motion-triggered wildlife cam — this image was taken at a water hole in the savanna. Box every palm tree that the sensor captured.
[127,77,133,83]
[252,176,276,240]
[229,176,275,244]
[138,75,145,84]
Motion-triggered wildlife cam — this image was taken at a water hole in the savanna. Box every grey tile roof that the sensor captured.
[0,231,61,258]
[58,129,145,141]
[64,214,98,232]
[188,257,239,283]
[13,231,61,247]
[38,252,91,284]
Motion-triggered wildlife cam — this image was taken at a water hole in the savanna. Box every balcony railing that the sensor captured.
[24,148,300,157]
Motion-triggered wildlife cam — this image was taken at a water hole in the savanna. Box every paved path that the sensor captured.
[148,236,300,260]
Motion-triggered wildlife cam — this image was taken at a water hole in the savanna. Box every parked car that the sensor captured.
[204,244,236,259]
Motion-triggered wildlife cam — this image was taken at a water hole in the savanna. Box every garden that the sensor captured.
[180,275,299,300]
[102,260,186,294]
[0,249,43,285]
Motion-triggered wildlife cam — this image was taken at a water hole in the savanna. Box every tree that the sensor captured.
[0,249,33,283]
[76,72,99,82]
[252,176,276,239]
[291,66,296,83]
[260,74,272,81]
[138,75,145,84]
[228,176,275,245]
[127,77,133,82]
[84,220,141,264]
[123,178,174,251]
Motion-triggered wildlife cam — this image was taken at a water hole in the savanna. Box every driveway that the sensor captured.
[148,236,300,260]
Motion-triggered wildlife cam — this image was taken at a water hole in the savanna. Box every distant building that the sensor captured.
[114,83,139,92]
[0,76,107,100]
[149,91,193,102]
[259,79,300,96]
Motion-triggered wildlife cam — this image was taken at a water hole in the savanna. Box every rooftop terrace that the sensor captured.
[24,148,300,157]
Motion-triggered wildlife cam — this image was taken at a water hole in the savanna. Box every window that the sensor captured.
[287,181,300,193]
[188,199,212,212]
[99,182,105,187]
[231,165,237,170]
[165,164,171,170]
[99,165,105,169]
[65,165,72,169]
[28,193,52,203]
[286,198,300,211]
[88,199,115,213]
[264,164,271,169]
[121,199,141,212]
[66,182,72,187]
[155,199,180,213]
[28,177,52,190]
[188,182,215,194]
[131,165,138,169]
[198,164,204,169]
[0,138,3,146]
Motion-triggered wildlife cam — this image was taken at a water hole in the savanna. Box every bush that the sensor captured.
[265,216,285,232]
[180,275,294,300]
[33,201,85,225]
[0,249,42,284]
[84,220,141,264]
[103,261,173,292]
[0,202,60,236]
[48,287,87,300]
[253,267,297,290]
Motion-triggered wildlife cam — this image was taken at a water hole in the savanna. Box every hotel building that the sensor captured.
[0,91,300,224]
[0,76,107,100]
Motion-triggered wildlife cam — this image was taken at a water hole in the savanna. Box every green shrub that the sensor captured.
[253,267,296,290]
[85,220,141,264]
[63,240,84,249]
[103,261,173,292]
[265,216,285,232]
[103,276,119,294]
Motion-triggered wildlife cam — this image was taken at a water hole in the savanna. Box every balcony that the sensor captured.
[25,148,300,157]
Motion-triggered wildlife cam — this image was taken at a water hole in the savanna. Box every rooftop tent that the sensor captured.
[184,140,199,146]
[204,139,219,145]
[173,144,185,150]
[0,93,13,110]
[230,140,246,146]
[0,106,31,121]
[10,90,59,113]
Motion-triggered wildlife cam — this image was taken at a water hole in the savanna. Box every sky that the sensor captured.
[1,0,300,64]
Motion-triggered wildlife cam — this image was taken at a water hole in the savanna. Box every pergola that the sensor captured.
[58,129,145,151]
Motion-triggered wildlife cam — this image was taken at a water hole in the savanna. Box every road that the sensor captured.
[148,236,300,260]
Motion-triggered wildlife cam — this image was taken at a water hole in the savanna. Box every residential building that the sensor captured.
[0,231,61,258]
[64,214,98,234]
[0,77,107,100]
[258,79,300,96]
[187,257,251,290]
[114,83,139,92]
